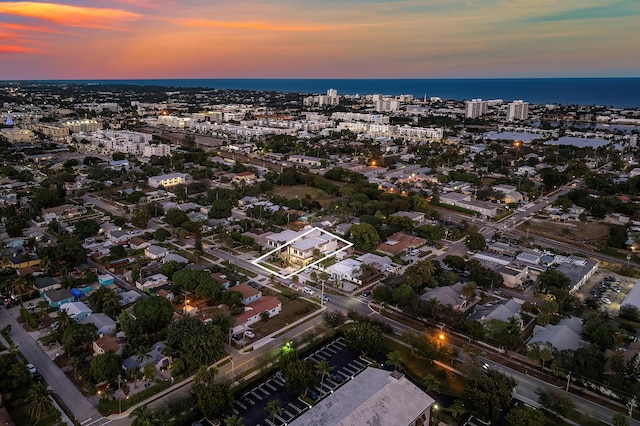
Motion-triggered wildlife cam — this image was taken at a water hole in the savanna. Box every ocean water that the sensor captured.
[35,78,640,108]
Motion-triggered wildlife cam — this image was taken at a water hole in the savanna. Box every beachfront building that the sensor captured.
[508,100,529,121]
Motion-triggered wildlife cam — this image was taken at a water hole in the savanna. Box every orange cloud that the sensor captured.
[175,17,332,32]
[0,2,140,29]
[0,44,38,53]
[0,22,70,34]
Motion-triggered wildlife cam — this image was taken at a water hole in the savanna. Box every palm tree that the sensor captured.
[315,360,333,389]
[101,290,121,318]
[26,383,52,424]
[56,310,72,334]
[130,405,159,426]
[446,400,467,418]
[265,400,283,423]
[422,374,440,393]
[385,351,406,372]
[224,414,245,426]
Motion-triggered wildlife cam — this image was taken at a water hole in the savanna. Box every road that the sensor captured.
[0,307,110,426]
[481,357,639,425]
[82,194,131,221]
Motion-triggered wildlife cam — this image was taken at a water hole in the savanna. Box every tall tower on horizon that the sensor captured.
[5,112,13,126]
[507,100,529,121]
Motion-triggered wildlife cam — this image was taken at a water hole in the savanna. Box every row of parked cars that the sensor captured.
[590,277,621,305]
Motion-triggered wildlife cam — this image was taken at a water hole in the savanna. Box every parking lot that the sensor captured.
[231,337,371,425]
[576,270,636,314]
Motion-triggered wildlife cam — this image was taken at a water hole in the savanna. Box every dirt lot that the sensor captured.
[271,185,339,208]
[521,218,610,246]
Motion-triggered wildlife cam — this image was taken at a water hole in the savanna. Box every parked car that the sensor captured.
[612,286,621,293]
[26,363,36,375]
[248,281,259,288]
[232,333,243,341]
[306,388,319,401]
[601,297,612,305]
[330,373,343,383]
[243,330,255,339]
[362,291,372,297]
[605,276,616,282]
[274,371,286,383]
[34,372,44,383]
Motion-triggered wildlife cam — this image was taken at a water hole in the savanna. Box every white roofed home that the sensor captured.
[326,259,363,284]
[265,228,338,267]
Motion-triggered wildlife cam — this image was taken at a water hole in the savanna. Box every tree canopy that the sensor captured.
[90,351,122,384]
[166,317,227,371]
[462,370,516,422]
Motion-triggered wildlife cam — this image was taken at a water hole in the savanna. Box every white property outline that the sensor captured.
[251,227,353,279]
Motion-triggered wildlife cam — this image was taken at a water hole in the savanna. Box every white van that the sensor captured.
[303,287,315,296]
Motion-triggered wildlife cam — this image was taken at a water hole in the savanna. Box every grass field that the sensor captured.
[272,185,340,208]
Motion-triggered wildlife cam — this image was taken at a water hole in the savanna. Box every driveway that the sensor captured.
[0,306,109,425]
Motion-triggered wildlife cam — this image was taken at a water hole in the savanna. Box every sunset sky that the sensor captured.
[1,0,639,79]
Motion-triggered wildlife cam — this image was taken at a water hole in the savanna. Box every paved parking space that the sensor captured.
[229,337,369,425]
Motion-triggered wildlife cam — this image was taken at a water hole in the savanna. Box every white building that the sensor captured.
[148,173,187,188]
[507,100,529,121]
[465,99,488,118]
[143,144,171,157]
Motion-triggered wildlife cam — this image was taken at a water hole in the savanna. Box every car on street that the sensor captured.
[362,291,372,297]
[322,296,329,302]
[26,363,36,375]
[244,330,255,339]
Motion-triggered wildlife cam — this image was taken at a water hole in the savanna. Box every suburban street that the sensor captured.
[0,307,111,426]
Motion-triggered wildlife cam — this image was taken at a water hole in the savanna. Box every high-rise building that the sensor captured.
[465,99,487,119]
[327,88,337,97]
[507,100,529,121]
[5,112,13,126]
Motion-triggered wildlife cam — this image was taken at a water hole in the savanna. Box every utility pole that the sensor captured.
[565,371,571,392]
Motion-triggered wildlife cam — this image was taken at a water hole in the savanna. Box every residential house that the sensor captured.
[376,232,427,257]
[232,171,257,185]
[232,296,282,334]
[80,313,117,335]
[137,273,169,292]
[34,276,61,293]
[98,274,115,286]
[326,259,363,284]
[389,211,426,224]
[120,290,143,305]
[527,317,584,352]
[420,283,468,311]
[129,237,150,250]
[122,342,171,373]
[42,288,74,308]
[233,283,262,305]
[145,245,169,260]
[93,334,125,356]
[265,228,338,267]
[60,301,92,321]
[163,253,189,264]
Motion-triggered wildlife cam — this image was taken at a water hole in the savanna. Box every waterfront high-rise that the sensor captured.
[507,100,529,121]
